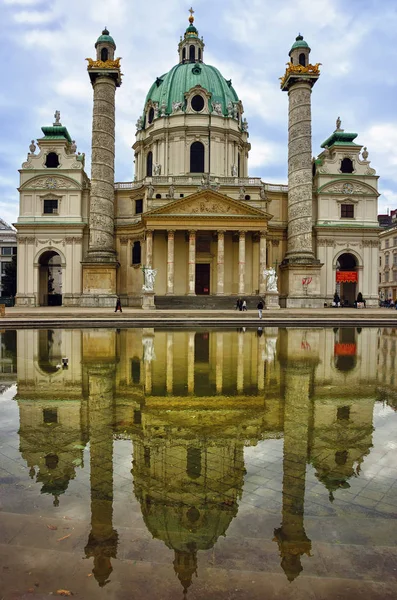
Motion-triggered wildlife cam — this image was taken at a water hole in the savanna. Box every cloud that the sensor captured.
[13,10,55,24]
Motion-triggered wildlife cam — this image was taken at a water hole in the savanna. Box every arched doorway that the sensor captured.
[38,251,63,306]
[336,253,357,307]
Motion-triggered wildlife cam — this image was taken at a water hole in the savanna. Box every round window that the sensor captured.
[148,107,155,124]
[191,95,205,112]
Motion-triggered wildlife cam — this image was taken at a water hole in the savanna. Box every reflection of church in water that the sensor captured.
[11,326,381,590]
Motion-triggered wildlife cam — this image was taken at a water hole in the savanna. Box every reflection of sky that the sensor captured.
[1,0,397,225]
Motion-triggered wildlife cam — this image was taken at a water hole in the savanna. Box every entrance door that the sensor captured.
[195,264,210,295]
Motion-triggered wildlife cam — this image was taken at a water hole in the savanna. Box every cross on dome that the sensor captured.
[189,6,195,23]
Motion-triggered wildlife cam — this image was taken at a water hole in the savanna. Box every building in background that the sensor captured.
[379,214,397,303]
[14,12,380,308]
[0,218,17,296]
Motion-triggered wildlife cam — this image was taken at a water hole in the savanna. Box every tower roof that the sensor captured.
[290,34,310,53]
[40,125,72,143]
[95,28,116,48]
[321,130,359,148]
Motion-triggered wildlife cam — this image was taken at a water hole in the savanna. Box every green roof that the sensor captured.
[290,34,310,53]
[144,62,239,118]
[321,130,359,148]
[40,126,72,143]
[95,28,116,48]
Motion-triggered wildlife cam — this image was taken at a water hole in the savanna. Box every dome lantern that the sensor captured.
[95,27,116,62]
[289,34,311,67]
[178,7,205,64]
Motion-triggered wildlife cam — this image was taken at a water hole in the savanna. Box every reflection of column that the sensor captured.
[217,230,225,295]
[166,230,175,295]
[257,333,265,392]
[237,330,244,393]
[166,332,174,394]
[187,332,195,394]
[84,357,118,587]
[259,231,267,294]
[216,332,224,394]
[238,231,246,295]
[188,231,196,295]
[146,230,153,268]
[274,331,315,582]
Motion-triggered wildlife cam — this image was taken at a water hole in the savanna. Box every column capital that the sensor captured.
[238,230,246,238]
[217,229,226,235]
[259,230,266,239]
[189,229,197,235]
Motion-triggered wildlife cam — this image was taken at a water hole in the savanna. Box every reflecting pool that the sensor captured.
[1,327,397,599]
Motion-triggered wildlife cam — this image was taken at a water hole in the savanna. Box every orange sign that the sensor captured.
[336,271,358,283]
[334,343,357,356]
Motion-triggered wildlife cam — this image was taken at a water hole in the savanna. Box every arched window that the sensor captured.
[101,47,108,61]
[155,193,161,199]
[132,241,141,264]
[198,48,202,62]
[190,141,204,173]
[182,47,186,62]
[45,152,59,168]
[341,158,354,173]
[148,107,154,124]
[299,53,306,66]
[146,151,153,177]
[189,44,195,62]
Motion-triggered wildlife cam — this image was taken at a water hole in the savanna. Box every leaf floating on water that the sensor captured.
[47,524,58,530]
[72,458,82,467]
[73,444,85,450]
[56,590,73,596]
[57,534,71,542]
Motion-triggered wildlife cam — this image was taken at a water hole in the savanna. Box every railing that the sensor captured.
[115,177,288,191]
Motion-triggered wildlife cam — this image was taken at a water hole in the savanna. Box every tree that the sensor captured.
[2,255,17,297]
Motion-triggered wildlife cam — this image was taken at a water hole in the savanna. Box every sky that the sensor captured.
[1,0,397,225]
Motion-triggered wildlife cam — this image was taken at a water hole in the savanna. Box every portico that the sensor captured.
[132,190,271,299]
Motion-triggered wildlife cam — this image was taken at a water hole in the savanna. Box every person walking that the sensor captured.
[257,299,264,319]
[242,299,247,311]
[115,297,122,313]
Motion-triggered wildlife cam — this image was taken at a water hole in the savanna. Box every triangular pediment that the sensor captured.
[145,189,269,218]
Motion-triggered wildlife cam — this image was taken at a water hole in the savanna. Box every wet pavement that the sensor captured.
[0,327,397,599]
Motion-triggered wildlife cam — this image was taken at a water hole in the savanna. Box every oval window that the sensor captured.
[191,95,205,112]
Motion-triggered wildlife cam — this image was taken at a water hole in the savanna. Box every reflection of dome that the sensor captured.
[144,62,239,117]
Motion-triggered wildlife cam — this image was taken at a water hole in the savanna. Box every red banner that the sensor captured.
[336,271,358,283]
[334,343,357,356]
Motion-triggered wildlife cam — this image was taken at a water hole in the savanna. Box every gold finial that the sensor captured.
[188,6,195,23]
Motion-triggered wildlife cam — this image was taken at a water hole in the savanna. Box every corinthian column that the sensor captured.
[188,231,196,295]
[217,230,225,295]
[238,231,246,295]
[259,231,267,294]
[166,230,175,295]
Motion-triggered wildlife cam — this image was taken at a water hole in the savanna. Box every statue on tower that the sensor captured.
[53,110,61,126]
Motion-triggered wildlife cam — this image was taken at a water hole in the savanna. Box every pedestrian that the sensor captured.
[238,298,243,311]
[332,292,340,308]
[242,299,247,311]
[257,299,264,319]
[236,298,241,310]
[115,297,122,312]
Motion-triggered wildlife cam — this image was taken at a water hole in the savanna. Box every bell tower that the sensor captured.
[82,29,122,307]
[279,35,323,308]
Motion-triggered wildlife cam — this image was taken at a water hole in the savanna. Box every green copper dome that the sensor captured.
[290,34,310,52]
[143,62,240,119]
[95,28,116,48]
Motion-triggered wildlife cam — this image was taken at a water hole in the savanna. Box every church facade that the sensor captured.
[15,13,380,308]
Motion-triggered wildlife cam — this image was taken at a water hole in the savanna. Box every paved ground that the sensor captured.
[1,306,397,327]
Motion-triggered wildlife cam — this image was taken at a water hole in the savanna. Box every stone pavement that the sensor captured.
[0,305,397,327]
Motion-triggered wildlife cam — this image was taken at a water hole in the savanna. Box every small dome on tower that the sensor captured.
[95,28,116,49]
[290,34,310,54]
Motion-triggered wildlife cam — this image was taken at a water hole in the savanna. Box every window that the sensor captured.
[100,47,108,61]
[155,193,161,199]
[189,44,195,62]
[135,199,143,214]
[341,204,354,218]
[191,94,204,112]
[132,241,141,264]
[146,151,153,177]
[394,254,397,266]
[43,199,58,214]
[148,107,154,124]
[386,272,389,282]
[190,141,204,173]
[386,254,389,266]
[379,273,382,284]
[340,158,354,173]
[1,247,13,256]
[182,47,186,62]
[244,194,251,200]
[379,256,382,267]
[45,152,59,168]
[299,53,306,66]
